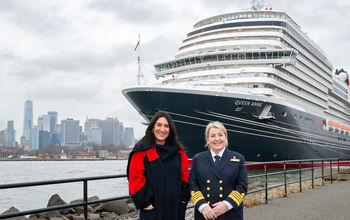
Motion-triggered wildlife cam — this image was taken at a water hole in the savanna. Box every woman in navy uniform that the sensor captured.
[189,121,248,220]
[127,111,189,220]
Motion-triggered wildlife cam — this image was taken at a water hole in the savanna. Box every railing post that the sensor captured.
[311,160,314,189]
[264,163,268,204]
[299,161,302,192]
[322,160,324,186]
[338,159,340,173]
[83,180,88,220]
[284,162,287,197]
[330,159,333,184]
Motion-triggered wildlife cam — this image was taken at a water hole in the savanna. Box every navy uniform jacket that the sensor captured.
[189,148,248,220]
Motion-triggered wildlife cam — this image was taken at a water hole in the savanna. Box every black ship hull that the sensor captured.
[123,87,350,161]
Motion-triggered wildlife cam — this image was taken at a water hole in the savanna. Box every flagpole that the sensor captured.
[136,34,144,85]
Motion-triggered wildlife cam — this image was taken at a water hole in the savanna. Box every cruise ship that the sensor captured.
[123,1,350,161]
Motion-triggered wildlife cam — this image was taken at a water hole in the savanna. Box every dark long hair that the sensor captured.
[135,111,183,149]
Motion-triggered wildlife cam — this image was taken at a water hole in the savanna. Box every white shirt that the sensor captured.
[198,148,233,212]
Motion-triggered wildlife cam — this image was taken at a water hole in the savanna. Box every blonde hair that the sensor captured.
[205,121,228,147]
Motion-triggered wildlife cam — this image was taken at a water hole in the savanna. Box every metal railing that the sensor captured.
[0,158,349,219]
[0,174,129,219]
[246,158,350,204]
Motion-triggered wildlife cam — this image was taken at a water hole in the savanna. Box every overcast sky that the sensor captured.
[0,0,349,140]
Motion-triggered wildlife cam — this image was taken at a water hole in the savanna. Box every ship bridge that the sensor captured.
[154,48,297,78]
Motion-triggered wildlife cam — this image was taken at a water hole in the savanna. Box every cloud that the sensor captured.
[32,83,101,102]
[0,49,17,61]
[8,43,136,81]
[89,0,173,24]
[0,1,69,37]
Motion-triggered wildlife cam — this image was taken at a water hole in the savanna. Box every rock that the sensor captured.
[72,215,84,220]
[248,183,255,189]
[125,198,133,204]
[47,194,67,207]
[69,196,100,214]
[88,213,100,220]
[47,194,73,215]
[69,199,94,215]
[46,210,62,218]
[1,207,26,220]
[93,204,103,213]
[101,200,131,215]
[87,196,100,208]
[31,212,47,219]
[100,211,118,219]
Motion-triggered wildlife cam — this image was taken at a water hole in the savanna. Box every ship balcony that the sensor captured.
[181,30,285,49]
[176,39,282,58]
[250,88,273,96]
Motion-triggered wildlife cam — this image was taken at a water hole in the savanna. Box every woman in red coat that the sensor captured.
[127,111,189,220]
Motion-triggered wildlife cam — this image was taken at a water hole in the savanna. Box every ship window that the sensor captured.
[246,52,252,59]
[238,53,245,59]
[282,112,287,117]
[253,85,258,88]
[299,115,302,120]
[273,52,278,59]
[267,52,272,59]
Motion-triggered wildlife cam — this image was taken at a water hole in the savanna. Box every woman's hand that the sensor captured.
[143,204,154,210]
[201,205,217,220]
[212,201,228,216]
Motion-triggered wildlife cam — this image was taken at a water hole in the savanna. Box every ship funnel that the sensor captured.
[251,0,264,10]
[335,69,349,85]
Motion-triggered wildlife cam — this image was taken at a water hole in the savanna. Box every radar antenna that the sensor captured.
[251,0,264,10]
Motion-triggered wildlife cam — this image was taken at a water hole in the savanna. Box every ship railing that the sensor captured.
[1,158,350,219]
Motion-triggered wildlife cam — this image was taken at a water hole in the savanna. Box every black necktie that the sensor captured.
[214,155,220,166]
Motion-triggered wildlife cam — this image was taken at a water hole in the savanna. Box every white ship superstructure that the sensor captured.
[124,1,350,161]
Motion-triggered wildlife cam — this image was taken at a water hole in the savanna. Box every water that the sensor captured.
[0,161,315,214]
[0,160,128,213]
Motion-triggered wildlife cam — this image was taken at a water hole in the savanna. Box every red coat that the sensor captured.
[127,144,189,220]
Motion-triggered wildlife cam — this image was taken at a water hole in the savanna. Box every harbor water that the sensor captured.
[0,160,129,213]
[0,160,315,214]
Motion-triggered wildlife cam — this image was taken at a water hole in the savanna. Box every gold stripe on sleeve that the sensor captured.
[228,190,243,206]
[191,191,205,206]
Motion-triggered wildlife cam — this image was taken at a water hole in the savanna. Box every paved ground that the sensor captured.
[244,180,350,220]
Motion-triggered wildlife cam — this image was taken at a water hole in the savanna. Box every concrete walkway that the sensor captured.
[244,180,350,220]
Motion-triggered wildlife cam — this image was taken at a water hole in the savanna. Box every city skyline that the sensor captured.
[0,98,136,148]
[0,0,349,140]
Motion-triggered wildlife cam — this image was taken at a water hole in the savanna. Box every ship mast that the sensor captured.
[136,34,144,85]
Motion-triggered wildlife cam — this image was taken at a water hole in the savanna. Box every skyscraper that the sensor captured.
[99,118,121,146]
[123,127,135,147]
[47,112,57,134]
[23,100,33,142]
[61,119,80,148]
[5,120,16,147]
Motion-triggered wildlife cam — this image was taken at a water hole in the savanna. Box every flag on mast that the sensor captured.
[134,40,140,52]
